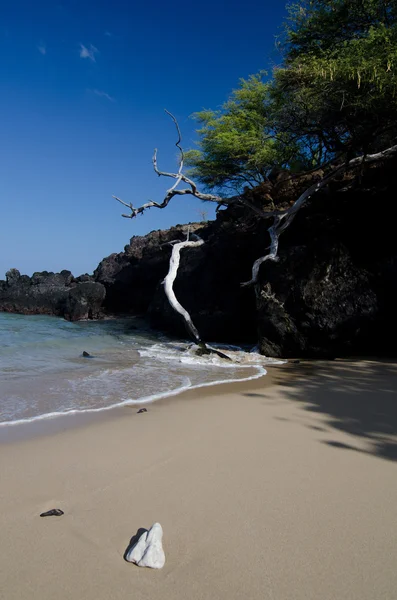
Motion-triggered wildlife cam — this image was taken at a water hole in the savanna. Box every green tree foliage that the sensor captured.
[185,75,300,193]
[277,0,397,155]
[187,0,397,192]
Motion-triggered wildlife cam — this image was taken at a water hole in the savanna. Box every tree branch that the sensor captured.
[161,232,232,360]
[163,236,205,344]
[241,220,280,287]
[242,143,397,287]
[114,110,224,219]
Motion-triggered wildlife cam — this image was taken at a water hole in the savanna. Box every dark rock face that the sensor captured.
[256,164,397,357]
[6,268,22,286]
[146,218,259,343]
[94,159,397,357]
[0,269,105,321]
[257,235,380,357]
[95,220,259,343]
[93,224,214,318]
[64,281,106,321]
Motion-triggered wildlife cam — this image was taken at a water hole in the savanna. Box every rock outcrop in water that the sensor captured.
[94,158,397,357]
[0,269,105,321]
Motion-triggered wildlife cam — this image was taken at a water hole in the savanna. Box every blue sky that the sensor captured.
[0,0,287,277]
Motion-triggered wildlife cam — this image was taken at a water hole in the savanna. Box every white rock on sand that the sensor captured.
[125,523,165,569]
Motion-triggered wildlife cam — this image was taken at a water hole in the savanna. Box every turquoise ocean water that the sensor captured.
[0,313,278,425]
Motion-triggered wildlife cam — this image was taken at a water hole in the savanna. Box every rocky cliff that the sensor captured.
[94,158,397,357]
[0,269,105,321]
[94,219,259,343]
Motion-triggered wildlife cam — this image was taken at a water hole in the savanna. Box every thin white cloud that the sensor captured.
[37,42,46,55]
[79,43,98,62]
[92,89,116,102]
[104,31,112,37]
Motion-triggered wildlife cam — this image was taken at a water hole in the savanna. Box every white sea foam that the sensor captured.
[0,366,269,427]
[139,342,283,368]
[0,378,192,426]
[0,314,284,427]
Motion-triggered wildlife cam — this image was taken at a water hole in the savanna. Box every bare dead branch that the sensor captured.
[162,233,231,359]
[241,220,280,287]
[113,195,164,218]
[160,239,181,248]
[165,109,184,173]
[162,236,205,344]
[114,111,230,219]
[242,143,397,287]
[153,110,184,192]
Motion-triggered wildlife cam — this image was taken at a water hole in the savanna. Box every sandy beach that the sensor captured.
[1,359,397,600]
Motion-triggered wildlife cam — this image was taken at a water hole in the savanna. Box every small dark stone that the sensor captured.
[195,346,210,357]
[40,509,64,517]
[82,351,91,357]
[137,408,147,414]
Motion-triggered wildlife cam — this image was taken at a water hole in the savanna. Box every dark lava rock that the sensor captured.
[255,162,397,357]
[94,158,397,357]
[95,220,258,343]
[74,273,94,283]
[40,509,64,517]
[5,268,21,286]
[64,281,106,321]
[0,270,106,321]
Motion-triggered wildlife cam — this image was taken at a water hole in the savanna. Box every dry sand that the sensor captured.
[0,360,397,600]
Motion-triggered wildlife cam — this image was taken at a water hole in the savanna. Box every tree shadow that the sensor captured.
[271,360,397,462]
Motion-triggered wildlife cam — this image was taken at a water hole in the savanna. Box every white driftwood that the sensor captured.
[125,523,165,569]
[114,111,223,219]
[163,236,205,343]
[241,220,280,287]
[161,235,231,358]
[242,143,397,286]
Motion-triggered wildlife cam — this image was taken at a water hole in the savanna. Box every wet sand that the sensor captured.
[1,360,397,599]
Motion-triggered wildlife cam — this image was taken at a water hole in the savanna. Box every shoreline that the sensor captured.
[0,361,285,444]
[0,357,390,444]
[0,310,286,441]
[1,357,394,446]
[1,358,396,599]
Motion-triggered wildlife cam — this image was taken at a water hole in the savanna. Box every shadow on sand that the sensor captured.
[123,527,148,563]
[248,360,397,462]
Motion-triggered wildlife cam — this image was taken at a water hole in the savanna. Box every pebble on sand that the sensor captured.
[125,523,165,569]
